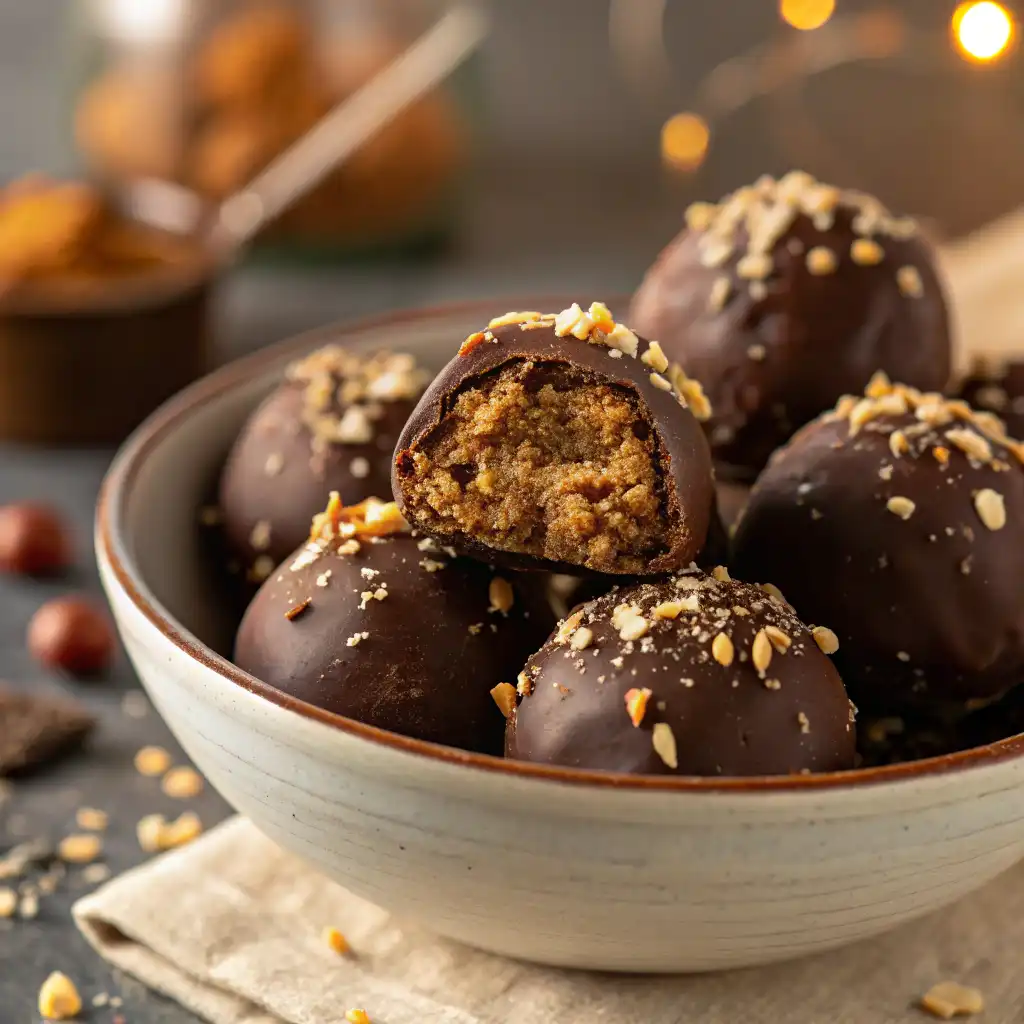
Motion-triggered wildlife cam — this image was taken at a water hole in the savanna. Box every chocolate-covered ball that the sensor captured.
[220,346,428,584]
[234,495,555,755]
[956,357,1024,441]
[505,567,855,776]
[393,305,716,576]
[732,377,1024,710]
[630,171,952,478]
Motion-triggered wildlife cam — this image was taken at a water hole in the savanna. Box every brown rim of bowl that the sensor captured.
[97,296,1024,793]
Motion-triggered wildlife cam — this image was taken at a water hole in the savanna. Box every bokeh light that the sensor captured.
[661,113,710,171]
[779,0,836,32]
[953,2,1014,61]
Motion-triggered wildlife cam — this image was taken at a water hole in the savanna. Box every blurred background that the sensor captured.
[0,0,1019,361]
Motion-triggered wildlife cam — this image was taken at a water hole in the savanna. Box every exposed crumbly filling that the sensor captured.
[400,363,667,573]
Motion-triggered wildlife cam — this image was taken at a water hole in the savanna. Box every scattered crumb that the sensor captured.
[919,981,984,1019]
[82,863,111,885]
[161,766,204,800]
[345,1010,371,1024]
[490,682,517,719]
[75,807,108,831]
[120,690,149,719]
[38,972,82,1020]
[0,887,16,918]
[58,834,102,864]
[137,812,203,853]
[134,745,172,777]
[322,926,350,955]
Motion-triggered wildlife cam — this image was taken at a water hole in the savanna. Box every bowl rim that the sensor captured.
[96,296,1024,793]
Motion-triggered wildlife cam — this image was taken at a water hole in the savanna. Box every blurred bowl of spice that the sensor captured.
[0,175,213,444]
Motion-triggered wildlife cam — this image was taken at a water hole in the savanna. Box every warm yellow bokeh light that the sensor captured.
[953,1,1014,61]
[661,113,710,171]
[779,0,836,31]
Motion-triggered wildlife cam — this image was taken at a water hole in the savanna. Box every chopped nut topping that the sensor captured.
[865,371,892,398]
[797,711,810,734]
[516,671,534,696]
[764,625,792,652]
[651,722,678,769]
[812,626,840,654]
[490,682,517,719]
[945,427,992,463]
[322,926,350,955]
[488,577,515,615]
[889,430,909,457]
[974,488,1006,531]
[624,687,652,727]
[760,583,790,608]
[570,627,594,650]
[555,610,585,644]
[708,276,731,311]
[737,252,772,280]
[805,246,838,275]
[752,630,773,672]
[285,597,312,621]
[897,265,924,298]
[649,372,672,392]
[38,972,82,1020]
[764,678,782,690]
[712,565,731,582]
[932,446,950,466]
[75,807,108,831]
[134,745,172,777]
[459,331,486,356]
[919,981,984,1019]
[264,451,284,477]
[850,238,884,265]
[652,597,697,619]
[747,344,766,361]
[309,493,409,546]
[161,766,204,800]
[605,323,640,357]
[619,614,650,642]
[346,632,370,647]
[640,340,669,373]
[668,366,713,420]
[59,834,102,864]
[712,632,735,666]
[249,520,272,552]
[886,496,916,520]
[685,201,717,230]
[488,311,543,329]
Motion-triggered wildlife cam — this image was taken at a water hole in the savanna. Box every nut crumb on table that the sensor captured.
[920,981,985,1019]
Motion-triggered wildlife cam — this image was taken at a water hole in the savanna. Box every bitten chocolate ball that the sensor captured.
[504,567,855,776]
[234,495,555,755]
[630,171,952,478]
[956,357,1024,441]
[732,376,1024,710]
[219,346,428,584]
[393,305,716,576]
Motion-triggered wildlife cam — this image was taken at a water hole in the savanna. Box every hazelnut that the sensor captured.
[0,503,71,575]
[28,596,115,676]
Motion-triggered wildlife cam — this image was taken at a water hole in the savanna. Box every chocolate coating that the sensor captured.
[234,505,555,755]
[507,568,856,776]
[219,346,428,583]
[630,172,952,478]
[956,357,1024,441]
[392,308,716,576]
[732,381,1024,710]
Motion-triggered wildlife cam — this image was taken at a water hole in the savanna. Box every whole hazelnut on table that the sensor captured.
[28,597,115,676]
[0,503,72,575]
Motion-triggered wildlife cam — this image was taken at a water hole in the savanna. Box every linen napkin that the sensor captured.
[73,816,1024,1024]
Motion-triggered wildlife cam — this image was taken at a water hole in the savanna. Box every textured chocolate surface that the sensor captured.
[956,357,1024,441]
[392,308,716,575]
[630,172,952,478]
[234,500,555,755]
[506,567,855,776]
[219,346,427,582]
[732,378,1024,710]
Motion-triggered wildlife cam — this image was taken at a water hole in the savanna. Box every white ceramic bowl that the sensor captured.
[97,299,1024,973]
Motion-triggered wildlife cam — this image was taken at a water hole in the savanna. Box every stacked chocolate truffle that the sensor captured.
[219,344,429,583]
[631,170,952,480]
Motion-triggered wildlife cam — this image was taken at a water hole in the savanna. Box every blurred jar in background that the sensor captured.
[71,0,474,257]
